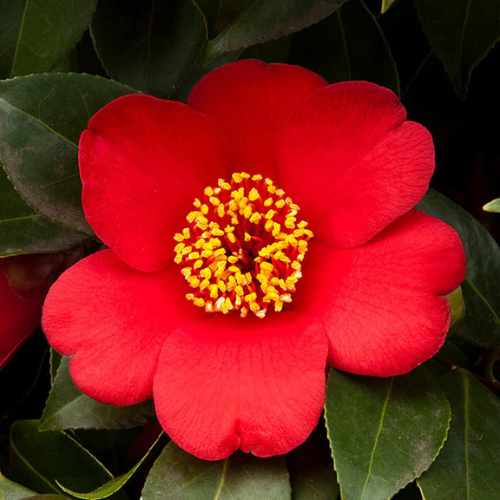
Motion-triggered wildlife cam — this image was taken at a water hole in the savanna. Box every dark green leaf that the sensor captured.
[0,74,136,236]
[0,164,86,257]
[325,367,450,500]
[57,432,163,500]
[417,189,500,348]
[288,0,400,94]
[0,0,98,78]
[40,356,156,431]
[9,420,126,499]
[0,472,37,500]
[286,426,340,500]
[206,0,349,63]
[90,0,206,99]
[417,370,500,499]
[414,0,500,97]
[142,442,291,500]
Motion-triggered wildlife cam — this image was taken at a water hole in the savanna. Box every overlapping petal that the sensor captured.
[42,250,204,406]
[154,313,328,460]
[294,210,465,376]
[275,81,434,248]
[188,59,327,179]
[80,95,232,272]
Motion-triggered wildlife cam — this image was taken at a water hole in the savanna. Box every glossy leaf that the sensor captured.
[0,0,98,78]
[206,0,349,63]
[483,198,500,213]
[142,442,291,500]
[40,356,156,431]
[57,432,163,500]
[417,189,500,348]
[380,0,396,14]
[0,472,37,500]
[414,0,500,97]
[286,427,340,500]
[90,0,206,99]
[325,367,450,500]
[288,0,399,94]
[9,420,126,499]
[0,165,86,257]
[0,74,136,236]
[417,370,500,499]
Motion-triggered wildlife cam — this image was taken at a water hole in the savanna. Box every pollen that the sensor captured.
[173,172,313,318]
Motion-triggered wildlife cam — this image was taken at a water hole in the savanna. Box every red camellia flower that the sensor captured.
[0,257,44,370]
[42,60,466,460]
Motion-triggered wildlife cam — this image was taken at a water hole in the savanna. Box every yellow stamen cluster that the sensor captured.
[174,172,313,318]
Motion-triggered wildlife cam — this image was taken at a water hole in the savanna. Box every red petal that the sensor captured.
[42,250,203,405]
[80,94,232,272]
[295,210,466,377]
[154,313,328,460]
[275,81,434,247]
[0,266,42,370]
[188,59,327,179]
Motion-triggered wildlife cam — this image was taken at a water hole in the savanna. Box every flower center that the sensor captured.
[174,172,313,318]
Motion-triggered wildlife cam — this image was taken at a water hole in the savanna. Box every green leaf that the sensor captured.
[0,163,86,257]
[9,420,126,499]
[0,74,137,237]
[142,442,291,500]
[414,0,500,98]
[380,0,396,14]
[417,189,500,348]
[0,472,38,500]
[483,198,500,213]
[57,432,164,500]
[288,0,400,94]
[0,0,98,78]
[206,0,349,63]
[325,367,450,500]
[40,356,156,431]
[417,370,500,499]
[286,427,340,500]
[90,0,206,99]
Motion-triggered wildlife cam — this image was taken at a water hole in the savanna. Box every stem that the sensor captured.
[435,355,500,393]
[484,349,500,384]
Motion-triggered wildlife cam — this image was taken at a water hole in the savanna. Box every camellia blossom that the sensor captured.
[42,60,466,461]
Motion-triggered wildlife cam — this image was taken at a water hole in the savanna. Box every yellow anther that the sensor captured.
[189,277,200,288]
[243,205,253,218]
[193,297,205,307]
[249,188,260,201]
[175,171,311,318]
[250,213,262,224]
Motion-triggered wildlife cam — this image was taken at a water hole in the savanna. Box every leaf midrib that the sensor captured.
[10,0,30,77]
[360,377,394,500]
